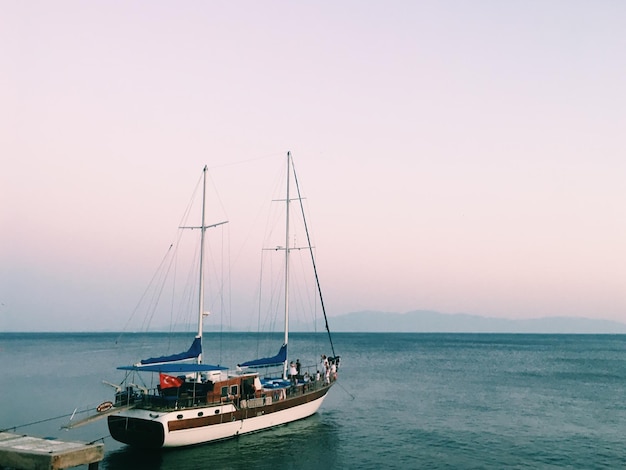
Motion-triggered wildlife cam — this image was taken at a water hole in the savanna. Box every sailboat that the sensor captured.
[106,153,338,448]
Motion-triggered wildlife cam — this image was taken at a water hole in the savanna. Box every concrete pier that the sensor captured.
[0,432,104,470]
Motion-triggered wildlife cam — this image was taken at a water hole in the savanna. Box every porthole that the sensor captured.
[198,412,204,417]
[177,414,183,419]
[214,409,220,414]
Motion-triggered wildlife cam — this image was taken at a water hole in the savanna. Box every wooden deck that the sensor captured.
[0,432,104,470]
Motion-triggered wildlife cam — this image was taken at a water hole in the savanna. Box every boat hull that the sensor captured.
[108,385,331,448]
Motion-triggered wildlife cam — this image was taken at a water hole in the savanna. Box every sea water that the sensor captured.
[1,332,625,469]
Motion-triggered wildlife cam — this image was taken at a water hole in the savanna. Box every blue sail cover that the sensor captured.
[139,336,202,365]
[239,343,287,368]
[117,363,227,373]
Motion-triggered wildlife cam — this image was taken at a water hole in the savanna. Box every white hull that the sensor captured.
[109,387,330,448]
[168,393,326,447]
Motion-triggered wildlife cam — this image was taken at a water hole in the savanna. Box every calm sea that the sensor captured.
[1,332,625,469]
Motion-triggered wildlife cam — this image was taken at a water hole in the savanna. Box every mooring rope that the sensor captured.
[0,408,91,433]
[88,435,111,445]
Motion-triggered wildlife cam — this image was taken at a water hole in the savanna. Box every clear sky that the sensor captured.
[2,1,625,331]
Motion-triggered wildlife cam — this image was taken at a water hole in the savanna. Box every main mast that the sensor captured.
[197,165,208,363]
[283,152,291,379]
[179,166,227,365]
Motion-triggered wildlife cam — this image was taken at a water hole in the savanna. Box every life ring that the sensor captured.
[97,401,114,413]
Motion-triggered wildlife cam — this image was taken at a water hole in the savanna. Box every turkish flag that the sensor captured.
[160,373,184,389]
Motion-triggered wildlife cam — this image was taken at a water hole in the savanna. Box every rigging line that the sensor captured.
[178,170,204,229]
[0,409,92,433]
[291,156,337,359]
[169,234,179,338]
[116,243,174,344]
[142,253,170,333]
[268,255,283,335]
[293,249,317,327]
[176,236,201,334]
[226,226,233,338]
[336,380,356,400]
[205,226,227,315]
[258,251,274,335]
[205,223,230,364]
[116,171,202,343]
[162,166,206,336]
[255,247,265,358]
[219,225,224,364]
[228,167,278,272]
[206,171,230,227]
[166,227,192,340]
[146,169,204,339]
[142,236,184,336]
[88,435,110,445]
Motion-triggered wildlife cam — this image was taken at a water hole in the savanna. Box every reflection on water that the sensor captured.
[102,414,340,470]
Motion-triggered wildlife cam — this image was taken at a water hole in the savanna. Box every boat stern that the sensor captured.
[108,414,165,449]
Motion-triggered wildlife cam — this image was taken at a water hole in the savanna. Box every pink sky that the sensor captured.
[2,1,625,331]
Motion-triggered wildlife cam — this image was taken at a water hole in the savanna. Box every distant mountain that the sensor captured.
[319,310,626,334]
[145,310,626,334]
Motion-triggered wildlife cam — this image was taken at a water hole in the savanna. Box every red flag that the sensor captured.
[160,373,184,389]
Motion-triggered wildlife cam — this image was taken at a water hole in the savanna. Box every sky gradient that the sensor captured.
[2,1,625,331]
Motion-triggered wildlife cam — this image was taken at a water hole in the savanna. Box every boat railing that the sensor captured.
[116,366,332,411]
[116,384,218,410]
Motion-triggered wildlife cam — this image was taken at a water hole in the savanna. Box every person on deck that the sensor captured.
[321,354,329,371]
[330,359,337,382]
[289,361,298,385]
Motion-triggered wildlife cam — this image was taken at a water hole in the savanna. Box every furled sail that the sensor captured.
[239,344,287,368]
[139,336,202,365]
[117,363,226,373]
